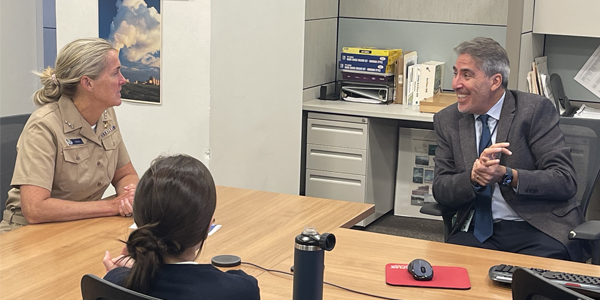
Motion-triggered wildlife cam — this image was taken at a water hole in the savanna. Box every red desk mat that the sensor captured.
[385,263,471,290]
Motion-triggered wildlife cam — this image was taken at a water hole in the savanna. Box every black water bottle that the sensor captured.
[292,226,336,300]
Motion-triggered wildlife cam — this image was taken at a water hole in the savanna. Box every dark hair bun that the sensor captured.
[127,226,167,257]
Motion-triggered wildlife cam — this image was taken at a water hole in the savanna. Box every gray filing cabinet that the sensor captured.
[305,112,399,226]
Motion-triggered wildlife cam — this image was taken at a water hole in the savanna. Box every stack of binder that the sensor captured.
[339,47,401,104]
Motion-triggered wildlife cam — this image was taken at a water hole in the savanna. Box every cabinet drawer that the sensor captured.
[306,144,367,175]
[307,118,367,149]
[305,169,365,203]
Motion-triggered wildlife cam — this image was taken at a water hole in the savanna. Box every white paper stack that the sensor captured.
[574,104,600,119]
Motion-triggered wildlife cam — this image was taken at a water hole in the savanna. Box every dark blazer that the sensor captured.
[105,264,260,300]
[432,89,584,261]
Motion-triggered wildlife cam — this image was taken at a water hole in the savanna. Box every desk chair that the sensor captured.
[0,114,30,212]
[511,268,595,300]
[420,117,600,264]
[81,274,162,300]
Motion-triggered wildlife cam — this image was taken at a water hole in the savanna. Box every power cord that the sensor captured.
[241,262,404,300]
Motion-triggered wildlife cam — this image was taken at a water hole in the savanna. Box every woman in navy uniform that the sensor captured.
[1,38,138,233]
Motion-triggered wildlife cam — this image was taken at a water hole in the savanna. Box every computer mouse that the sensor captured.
[408,258,434,281]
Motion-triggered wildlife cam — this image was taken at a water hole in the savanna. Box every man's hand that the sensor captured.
[471,142,512,186]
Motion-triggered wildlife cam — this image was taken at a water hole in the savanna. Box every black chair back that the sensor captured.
[559,117,600,217]
[0,114,30,212]
[81,274,162,300]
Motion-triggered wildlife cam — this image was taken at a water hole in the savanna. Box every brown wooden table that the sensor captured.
[256,228,600,299]
[0,186,374,300]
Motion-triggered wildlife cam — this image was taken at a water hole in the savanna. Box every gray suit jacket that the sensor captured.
[432,90,584,261]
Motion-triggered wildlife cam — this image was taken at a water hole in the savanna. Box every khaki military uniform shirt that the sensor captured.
[1,96,131,232]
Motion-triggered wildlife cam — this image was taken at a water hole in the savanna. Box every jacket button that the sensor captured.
[97,182,101,186]
[76,156,80,161]
[97,161,101,166]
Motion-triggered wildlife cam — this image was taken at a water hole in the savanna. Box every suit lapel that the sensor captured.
[496,91,516,164]
[459,114,478,169]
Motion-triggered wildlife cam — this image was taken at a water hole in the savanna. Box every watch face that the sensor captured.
[503,174,513,185]
[502,168,513,186]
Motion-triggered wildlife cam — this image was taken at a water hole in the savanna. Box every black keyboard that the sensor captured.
[489,264,600,293]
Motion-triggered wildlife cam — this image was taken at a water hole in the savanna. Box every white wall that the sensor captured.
[56,0,304,194]
[209,0,304,194]
[56,0,212,178]
[0,0,42,117]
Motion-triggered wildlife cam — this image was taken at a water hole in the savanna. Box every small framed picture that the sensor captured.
[428,144,437,156]
[411,195,425,206]
[415,155,430,166]
[413,167,424,184]
[424,169,434,183]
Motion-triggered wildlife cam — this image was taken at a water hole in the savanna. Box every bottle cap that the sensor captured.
[302,225,317,235]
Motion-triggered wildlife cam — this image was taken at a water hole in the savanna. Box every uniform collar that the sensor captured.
[58,95,103,146]
[97,109,114,131]
[58,95,84,133]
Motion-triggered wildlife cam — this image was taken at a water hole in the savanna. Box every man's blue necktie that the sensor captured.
[473,114,493,243]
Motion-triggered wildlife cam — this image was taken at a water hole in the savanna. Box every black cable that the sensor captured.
[241,262,404,300]
[241,262,293,277]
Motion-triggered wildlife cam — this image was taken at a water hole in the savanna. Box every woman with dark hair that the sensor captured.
[102,154,260,299]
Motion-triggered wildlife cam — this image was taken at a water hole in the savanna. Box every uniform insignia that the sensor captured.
[66,138,84,145]
[101,125,116,137]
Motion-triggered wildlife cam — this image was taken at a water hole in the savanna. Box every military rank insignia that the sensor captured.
[101,125,116,138]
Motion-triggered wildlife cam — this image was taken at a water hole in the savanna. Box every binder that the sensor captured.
[341,70,395,84]
[340,82,395,104]
[340,53,390,66]
[395,51,418,105]
[342,47,402,59]
[339,61,394,73]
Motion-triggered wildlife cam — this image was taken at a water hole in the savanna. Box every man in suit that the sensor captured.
[432,37,584,261]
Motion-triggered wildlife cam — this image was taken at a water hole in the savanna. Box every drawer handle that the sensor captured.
[310,124,364,135]
[310,149,363,161]
[309,174,362,186]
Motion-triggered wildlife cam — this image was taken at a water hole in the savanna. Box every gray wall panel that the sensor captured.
[304,18,338,88]
[306,0,338,20]
[340,0,508,26]
[522,0,534,33]
[533,0,600,38]
[338,18,507,91]
[43,0,56,28]
[1,0,41,117]
[43,28,57,68]
[545,35,600,102]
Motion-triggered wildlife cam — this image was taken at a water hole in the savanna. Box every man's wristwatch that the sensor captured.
[502,167,513,186]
